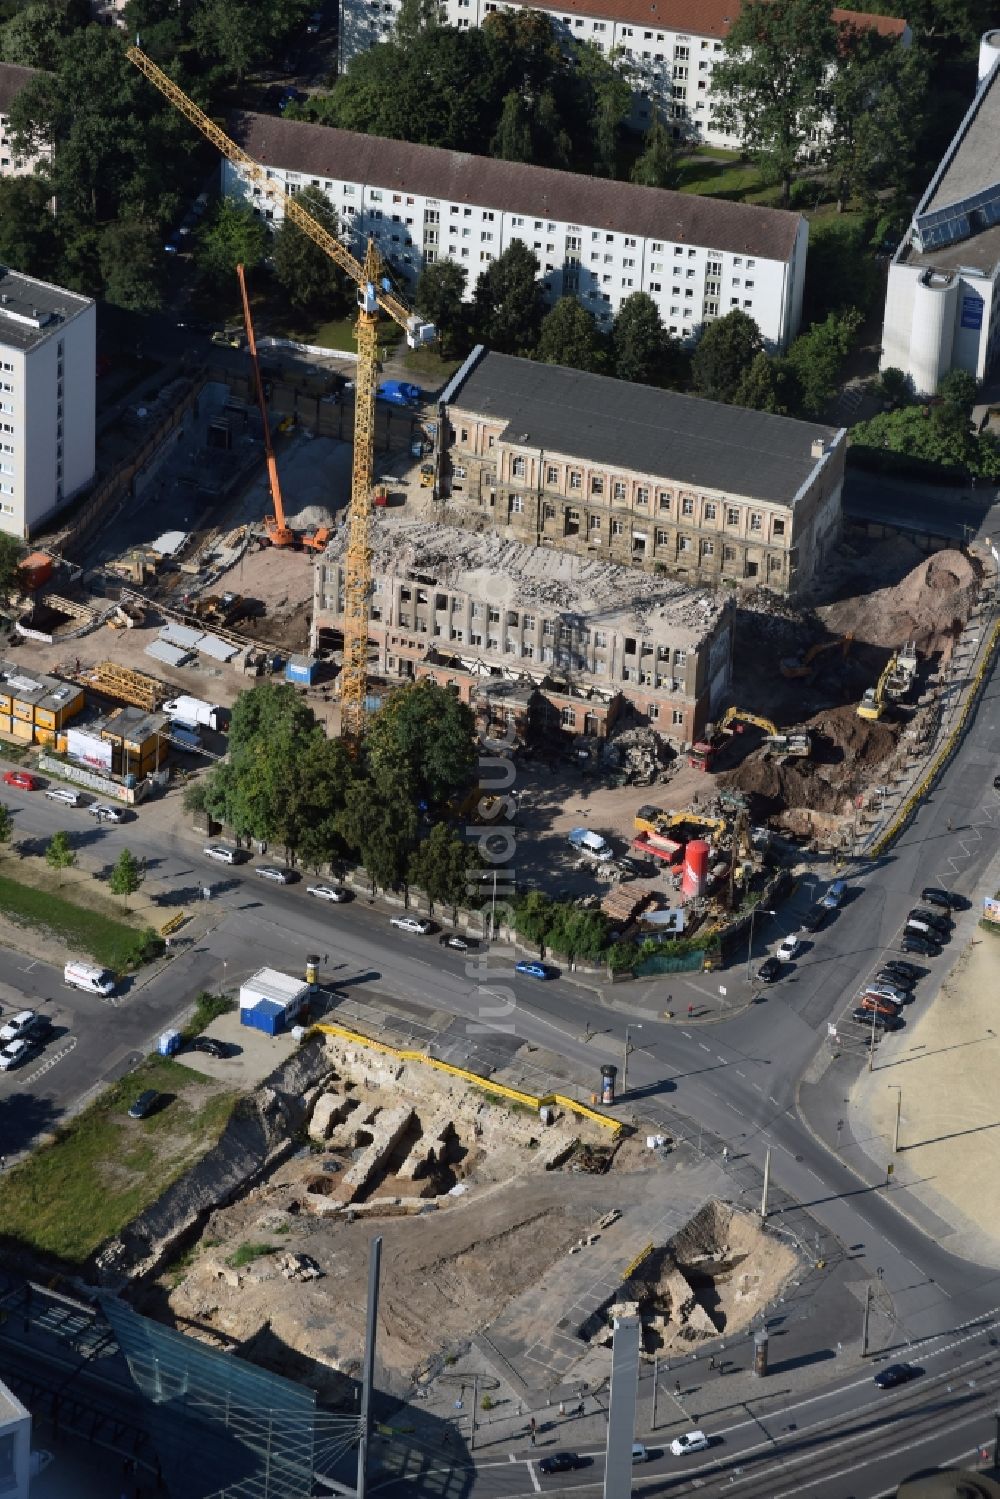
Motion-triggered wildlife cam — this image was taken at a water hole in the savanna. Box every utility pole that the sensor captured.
[651,1355,659,1430]
[760,1147,771,1220]
[622,1023,642,1097]
[471,1372,479,1452]
[745,906,775,982]
[868,1007,878,1072]
[889,1086,902,1154]
[861,1283,872,1358]
[356,1235,382,1499]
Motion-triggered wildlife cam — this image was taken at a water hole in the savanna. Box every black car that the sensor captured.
[873,1362,922,1389]
[538,1453,586,1475]
[188,1037,228,1059]
[901,934,940,957]
[908,908,950,935]
[881,959,924,983]
[128,1089,161,1120]
[758,957,782,983]
[874,967,914,991]
[920,887,953,911]
[852,1007,903,1032]
[800,904,828,933]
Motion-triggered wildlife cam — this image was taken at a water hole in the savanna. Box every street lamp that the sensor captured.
[622,1023,643,1097]
[888,1084,902,1154]
[745,907,775,982]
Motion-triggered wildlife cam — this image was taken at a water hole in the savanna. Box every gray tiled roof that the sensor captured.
[0,63,38,114]
[448,351,839,507]
[231,112,803,261]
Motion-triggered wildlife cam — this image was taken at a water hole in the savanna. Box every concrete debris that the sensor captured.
[600,726,676,783]
[279,1252,323,1282]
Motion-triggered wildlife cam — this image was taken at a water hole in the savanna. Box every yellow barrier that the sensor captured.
[160,912,188,937]
[870,618,1000,859]
[314,1021,622,1133]
[623,1242,655,1279]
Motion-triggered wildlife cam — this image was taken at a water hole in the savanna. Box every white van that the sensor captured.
[64,961,116,996]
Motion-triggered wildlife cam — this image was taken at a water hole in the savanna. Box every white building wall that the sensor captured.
[0,1383,31,1499]
[0,109,47,179]
[224,160,802,347]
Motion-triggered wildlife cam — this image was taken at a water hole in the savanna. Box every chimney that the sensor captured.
[811,437,826,459]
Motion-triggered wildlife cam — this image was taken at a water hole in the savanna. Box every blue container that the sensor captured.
[364,694,383,713]
[158,1029,181,1056]
[285,656,318,686]
[241,998,286,1036]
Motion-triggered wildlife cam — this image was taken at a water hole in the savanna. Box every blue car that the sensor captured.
[515,960,554,980]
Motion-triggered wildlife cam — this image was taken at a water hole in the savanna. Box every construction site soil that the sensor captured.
[819,547,981,663]
[719,705,899,819]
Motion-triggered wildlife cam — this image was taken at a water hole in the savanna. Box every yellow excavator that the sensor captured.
[689,707,811,771]
[857,655,898,721]
[780,632,853,679]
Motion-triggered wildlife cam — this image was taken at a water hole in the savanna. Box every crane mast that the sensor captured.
[236,262,294,548]
[126,45,435,747]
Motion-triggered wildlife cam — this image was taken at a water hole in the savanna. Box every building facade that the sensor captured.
[0,64,46,180]
[880,32,1000,396]
[0,1376,30,1499]
[312,522,734,744]
[225,113,808,345]
[339,0,909,145]
[0,267,96,539]
[436,348,844,597]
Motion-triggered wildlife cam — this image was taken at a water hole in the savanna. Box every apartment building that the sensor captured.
[313,521,734,744]
[339,0,909,144]
[436,348,844,598]
[226,112,807,345]
[880,31,1000,396]
[0,267,96,538]
[0,63,46,180]
[0,1376,30,1499]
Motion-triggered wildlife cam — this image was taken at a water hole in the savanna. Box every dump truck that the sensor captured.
[161,695,228,732]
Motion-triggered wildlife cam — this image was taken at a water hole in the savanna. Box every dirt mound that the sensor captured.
[820,548,980,660]
[720,705,897,817]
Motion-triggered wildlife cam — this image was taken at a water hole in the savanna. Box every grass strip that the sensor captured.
[0,870,162,972]
[0,1056,238,1264]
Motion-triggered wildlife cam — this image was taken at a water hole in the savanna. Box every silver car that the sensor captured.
[203,845,239,864]
[865,980,909,1005]
[255,865,293,884]
[390,915,432,935]
[306,884,349,903]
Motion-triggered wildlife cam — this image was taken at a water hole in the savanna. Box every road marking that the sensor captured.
[527,1460,541,1492]
[769,1095,781,1106]
[752,1083,764,1093]
[699,1042,711,1053]
[22,1036,76,1086]
[735,1069,746,1078]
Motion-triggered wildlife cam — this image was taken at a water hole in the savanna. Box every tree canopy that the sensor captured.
[473,241,544,356]
[611,292,676,386]
[691,310,762,404]
[414,259,469,358]
[271,185,346,315]
[536,297,606,372]
[196,199,269,290]
[851,405,1000,479]
[363,680,476,812]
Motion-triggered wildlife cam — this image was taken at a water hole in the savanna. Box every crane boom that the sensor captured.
[127,44,436,746]
[236,262,294,547]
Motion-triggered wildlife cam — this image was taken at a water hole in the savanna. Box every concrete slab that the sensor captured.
[177,1009,299,1088]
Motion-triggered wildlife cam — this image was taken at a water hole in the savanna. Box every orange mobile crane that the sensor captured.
[127,45,435,747]
[236,262,294,548]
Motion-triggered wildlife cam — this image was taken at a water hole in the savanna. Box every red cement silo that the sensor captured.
[681,839,711,899]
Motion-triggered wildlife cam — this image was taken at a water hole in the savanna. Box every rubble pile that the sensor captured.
[721,704,898,818]
[600,726,676,783]
[820,549,981,661]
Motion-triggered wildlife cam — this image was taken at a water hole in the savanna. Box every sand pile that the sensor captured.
[820,549,980,659]
[720,704,897,817]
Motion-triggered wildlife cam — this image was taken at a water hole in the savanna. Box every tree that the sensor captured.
[574,39,632,177]
[0,2,76,70]
[936,368,978,417]
[196,199,269,290]
[363,680,476,810]
[393,0,441,46]
[691,309,762,403]
[492,90,534,163]
[0,534,23,602]
[824,22,925,211]
[99,221,163,313]
[0,177,59,282]
[611,292,671,385]
[851,406,1000,480]
[414,258,469,359]
[0,804,13,853]
[732,351,789,413]
[514,890,554,948]
[783,308,862,418]
[407,822,476,907]
[45,829,76,883]
[337,781,418,891]
[630,117,677,189]
[536,297,605,372]
[272,185,346,315]
[110,847,144,907]
[473,241,543,356]
[710,0,836,205]
[877,366,914,409]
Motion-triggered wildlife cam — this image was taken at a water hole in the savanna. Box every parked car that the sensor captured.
[874,968,914,991]
[537,1453,586,1475]
[89,804,125,823]
[44,786,81,807]
[515,960,555,980]
[776,933,802,962]
[865,980,911,1005]
[631,1443,649,1464]
[881,959,924,982]
[800,905,828,933]
[204,845,240,864]
[390,915,432,935]
[820,878,847,910]
[2,770,38,791]
[901,934,940,957]
[757,956,782,984]
[255,865,294,884]
[873,1362,922,1389]
[909,907,950,935]
[127,1089,161,1120]
[0,1010,41,1043]
[920,887,954,911]
[0,1039,35,1071]
[306,884,350,903]
[439,933,474,950]
[186,1037,228,1059]
[851,1007,903,1032]
[670,1431,709,1457]
[860,992,902,1018]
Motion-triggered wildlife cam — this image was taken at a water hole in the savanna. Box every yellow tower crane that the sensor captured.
[126,45,435,747]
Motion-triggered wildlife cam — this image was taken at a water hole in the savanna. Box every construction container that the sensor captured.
[285,656,318,686]
[18,552,53,590]
[239,967,309,1036]
[158,1030,181,1057]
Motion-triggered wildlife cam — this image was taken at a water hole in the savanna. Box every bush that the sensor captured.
[185,991,235,1039]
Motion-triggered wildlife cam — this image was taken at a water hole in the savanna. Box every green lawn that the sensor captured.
[0,1057,238,1264]
[674,154,774,200]
[0,869,162,972]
